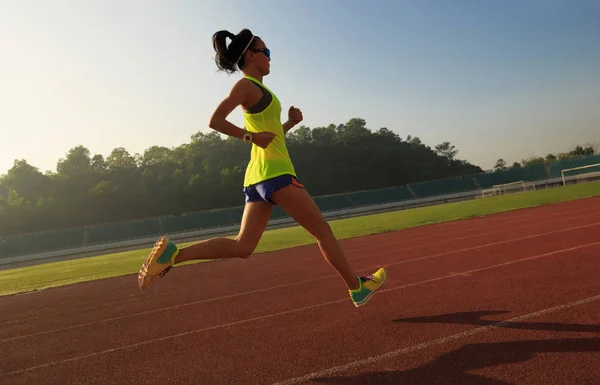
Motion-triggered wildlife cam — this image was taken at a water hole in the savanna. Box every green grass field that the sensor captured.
[1,181,599,296]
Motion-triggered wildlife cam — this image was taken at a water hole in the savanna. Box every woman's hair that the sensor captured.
[212,29,259,74]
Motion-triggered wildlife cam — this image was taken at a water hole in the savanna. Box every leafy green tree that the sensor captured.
[0,118,491,235]
[494,159,508,172]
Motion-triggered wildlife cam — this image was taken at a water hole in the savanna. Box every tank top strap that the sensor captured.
[245,76,276,97]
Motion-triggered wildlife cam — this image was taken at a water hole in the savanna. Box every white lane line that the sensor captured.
[273,293,600,385]
[240,211,600,282]
[241,208,600,274]
[0,291,176,327]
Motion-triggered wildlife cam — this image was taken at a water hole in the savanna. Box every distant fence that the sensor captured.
[2,153,600,259]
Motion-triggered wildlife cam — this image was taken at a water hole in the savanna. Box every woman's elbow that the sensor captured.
[208,114,221,130]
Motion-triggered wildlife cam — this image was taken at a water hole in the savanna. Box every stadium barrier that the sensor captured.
[2,153,600,262]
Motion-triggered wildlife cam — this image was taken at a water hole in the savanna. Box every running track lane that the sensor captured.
[2,197,598,327]
[1,197,597,320]
[0,197,599,384]
[1,204,599,340]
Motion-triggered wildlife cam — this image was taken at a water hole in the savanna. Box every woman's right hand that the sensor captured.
[251,132,276,148]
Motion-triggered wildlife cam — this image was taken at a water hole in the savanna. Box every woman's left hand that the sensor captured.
[288,106,303,125]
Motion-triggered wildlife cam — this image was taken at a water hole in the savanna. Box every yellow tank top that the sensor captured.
[242,76,296,186]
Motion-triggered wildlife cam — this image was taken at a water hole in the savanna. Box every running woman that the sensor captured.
[137,29,388,307]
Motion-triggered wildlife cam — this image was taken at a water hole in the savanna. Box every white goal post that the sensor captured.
[479,187,501,198]
[493,180,535,195]
[561,163,600,186]
[479,180,535,198]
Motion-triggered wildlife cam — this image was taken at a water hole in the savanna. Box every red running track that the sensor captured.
[1,197,600,384]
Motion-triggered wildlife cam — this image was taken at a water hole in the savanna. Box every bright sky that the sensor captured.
[1,0,599,175]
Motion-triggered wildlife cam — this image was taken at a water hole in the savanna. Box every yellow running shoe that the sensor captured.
[349,267,388,307]
[137,236,179,289]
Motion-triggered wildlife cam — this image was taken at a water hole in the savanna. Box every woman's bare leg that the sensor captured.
[270,184,360,290]
[175,201,273,264]
[138,201,273,289]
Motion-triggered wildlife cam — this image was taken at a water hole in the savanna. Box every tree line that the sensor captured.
[0,118,482,236]
[492,145,597,172]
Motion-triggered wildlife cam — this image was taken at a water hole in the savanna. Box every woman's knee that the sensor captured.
[309,220,335,241]
[233,238,257,259]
